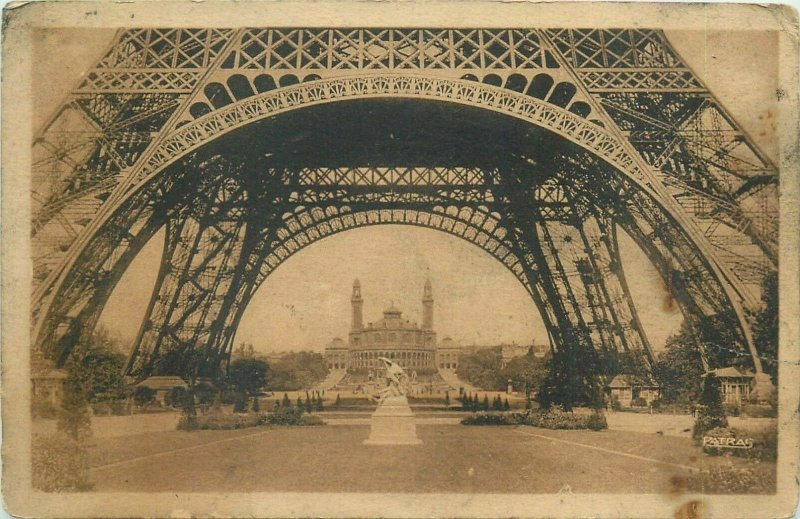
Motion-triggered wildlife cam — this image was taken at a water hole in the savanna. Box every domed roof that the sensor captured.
[383,305,402,316]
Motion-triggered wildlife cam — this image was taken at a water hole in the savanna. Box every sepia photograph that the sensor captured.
[2,2,799,517]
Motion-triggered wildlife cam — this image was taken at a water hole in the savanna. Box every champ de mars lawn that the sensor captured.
[85,423,774,494]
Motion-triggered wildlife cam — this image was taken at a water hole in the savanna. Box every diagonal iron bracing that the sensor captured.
[31,28,777,383]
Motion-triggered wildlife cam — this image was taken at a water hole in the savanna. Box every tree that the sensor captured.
[165,386,188,408]
[503,398,510,411]
[492,395,502,411]
[481,395,490,411]
[267,352,330,391]
[536,341,604,412]
[193,382,217,406]
[652,321,706,405]
[233,392,248,413]
[57,367,92,441]
[315,394,324,412]
[444,391,450,408]
[296,396,304,413]
[251,397,261,413]
[752,271,778,385]
[228,358,269,395]
[455,347,504,389]
[334,393,341,408]
[62,326,127,403]
[282,393,291,408]
[693,373,728,439]
[133,386,156,407]
[501,351,549,396]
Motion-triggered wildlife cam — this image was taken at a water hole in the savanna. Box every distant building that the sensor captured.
[436,337,460,370]
[324,279,438,371]
[707,367,756,405]
[30,352,68,407]
[606,375,661,407]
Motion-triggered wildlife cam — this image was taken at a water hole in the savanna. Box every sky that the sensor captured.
[33,29,779,354]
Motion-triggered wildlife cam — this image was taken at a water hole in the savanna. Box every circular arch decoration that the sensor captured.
[32,75,763,378]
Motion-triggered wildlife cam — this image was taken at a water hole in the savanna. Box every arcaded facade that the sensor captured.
[324,279,437,371]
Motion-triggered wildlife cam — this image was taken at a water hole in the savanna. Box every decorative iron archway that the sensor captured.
[31,29,777,385]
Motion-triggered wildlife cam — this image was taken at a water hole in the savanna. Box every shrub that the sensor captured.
[32,433,93,491]
[692,414,728,440]
[299,414,325,426]
[194,382,217,406]
[263,406,326,426]
[586,412,608,431]
[233,392,248,413]
[461,412,517,426]
[165,386,188,408]
[632,397,648,407]
[133,386,156,407]
[693,374,728,439]
[515,406,608,431]
[177,412,260,431]
[723,404,741,417]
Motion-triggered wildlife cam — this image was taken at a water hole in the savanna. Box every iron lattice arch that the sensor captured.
[31,28,777,382]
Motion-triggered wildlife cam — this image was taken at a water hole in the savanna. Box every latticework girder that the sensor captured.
[31,27,778,382]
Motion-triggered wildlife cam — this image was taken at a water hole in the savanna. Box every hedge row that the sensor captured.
[461,407,607,431]
[177,409,325,431]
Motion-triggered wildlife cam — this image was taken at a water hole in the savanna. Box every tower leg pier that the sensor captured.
[363,395,422,445]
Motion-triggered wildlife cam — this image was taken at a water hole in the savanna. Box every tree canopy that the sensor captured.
[267,351,329,391]
[228,357,269,395]
[651,321,705,405]
[63,326,127,402]
[752,271,778,384]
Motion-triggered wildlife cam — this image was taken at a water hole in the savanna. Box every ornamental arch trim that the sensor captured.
[32,74,762,377]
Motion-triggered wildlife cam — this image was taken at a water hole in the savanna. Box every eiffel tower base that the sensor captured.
[363,395,422,445]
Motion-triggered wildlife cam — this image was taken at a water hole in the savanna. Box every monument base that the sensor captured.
[363,395,422,445]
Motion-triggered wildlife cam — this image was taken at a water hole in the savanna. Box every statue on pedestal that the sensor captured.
[372,357,410,402]
[364,357,422,445]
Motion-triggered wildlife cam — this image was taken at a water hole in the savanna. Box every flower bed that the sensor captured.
[518,407,607,431]
[460,407,607,431]
[177,412,261,431]
[460,413,517,426]
[177,408,326,430]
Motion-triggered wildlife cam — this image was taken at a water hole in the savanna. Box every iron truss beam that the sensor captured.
[31,28,777,383]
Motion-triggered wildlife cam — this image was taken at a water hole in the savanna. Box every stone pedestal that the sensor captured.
[363,395,422,445]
